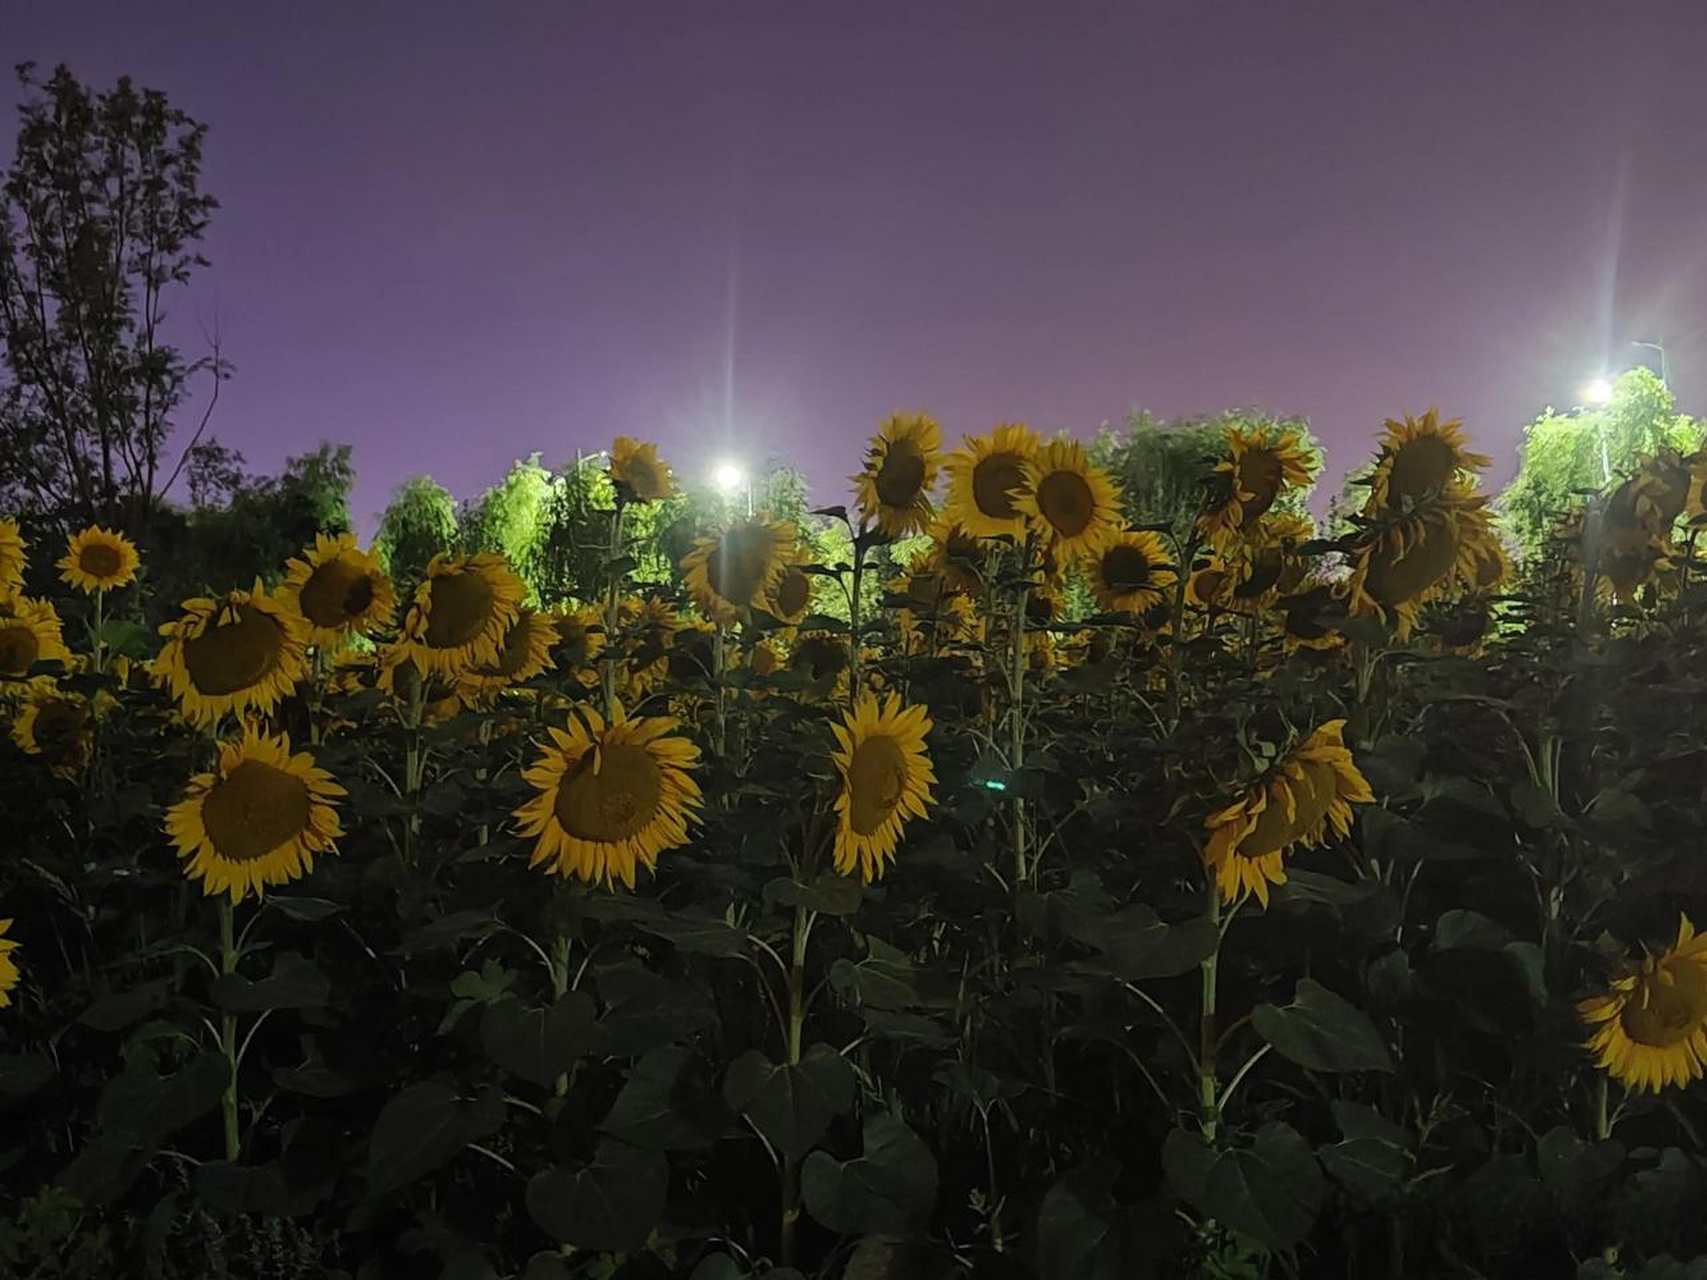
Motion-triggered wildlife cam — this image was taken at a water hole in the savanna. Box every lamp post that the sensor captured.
[1630,340,1668,385]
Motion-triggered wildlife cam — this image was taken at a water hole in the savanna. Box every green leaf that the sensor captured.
[522,1255,574,1280]
[1510,779,1570,830]
[96,1050,230,1146]
[365,1081,504,1197]
[194,1159,320,1217]
[801,1114,937,1235]
[1252,979,1393,1073]
[397,909,499,954]
[596,966,717,1056]
[1537,1125,1625,1212]
[480,992,600,1088]
[1162,1123,1323,1252]
[600,1045,720,1151]
[1036,1160,1123,1280]
[1433,908,1512,951]
[0,1052,54,1099]
[764,874,864,917]
[1075,904,1218,980]
[264,895,343,922]
[80,980,173,1031]
[630,910,749,957]
[723,1044,856,1160]
[210,952,330,1013]
[1319,1138,1409,1206]
[525,1138,667,1252]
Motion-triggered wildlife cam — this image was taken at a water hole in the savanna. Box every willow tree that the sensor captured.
[375,475,459,594]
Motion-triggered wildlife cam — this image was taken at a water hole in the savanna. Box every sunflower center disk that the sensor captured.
[34,701,85,750]
[184,605,284,695]
[626,460,661,498]
[791,638,845,683]
[1102,545,1151,593]
[202,760,313,864]
[972,455,1026,521]
[1386,437,1458,506]
[772,567,811,617]
[0,623,41,676]
[1036,471,1095,538]
[555,744,663,843]
[78,543,124,578]
[707,526,775,610]
[1234,450,1284,525]
[875,444,926,507]
[847,735,907,836]
[1621,962,1707,1048]
[425,570,498,648]
[300,559,373,629]
[480,613,539,678]
[1367,520,1461,606]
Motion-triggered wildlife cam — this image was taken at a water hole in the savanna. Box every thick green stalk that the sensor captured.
[847,539,864,707]
[1198,882,1222,1141]
[1009,575,1029,888]
[602,502,628,717]
[780,905,812,1266]
[551,933,572,1098]
[218,898,240,1162]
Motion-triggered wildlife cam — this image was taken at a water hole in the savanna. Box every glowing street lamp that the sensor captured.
[712,459,752,516]
[1582,377,1615,406]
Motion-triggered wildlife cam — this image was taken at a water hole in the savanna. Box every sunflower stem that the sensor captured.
[847,532,865,709]
[1198,880,1222,1141]
[602,500,629,720]
[779,904,812,1267]
[713,623,728,757]
[1008,544,1030,888]
[91,586,104,677]
[551,931,572,1097]
[1594,1072,1611,1142]
[217,897,241,1162]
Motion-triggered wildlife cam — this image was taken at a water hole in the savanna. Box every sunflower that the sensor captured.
[549,605,607,686]
[1201,424,1319,544]
[1345,498,1497,637]
[853,412,941,537]
[1630,450,1691,533]
[165,728,344,903]
[665,619,718,684]
[924,519,988,596]
[375,643,465,724]
[0,519,25,593]
[680,518,796,625]
[56,525,139,594]
[458,607,558,705]
[514,702,702,888]
[609,437,676,503]
[764,548,816,625]
[280,533,397,645]
[0,918,18,1008]
[830,692,936,883]
[1278,585,1345,652]
[400,552,527,677]
[942,424,1040,540]
[746,638,783,678]
[898,588,976,654]
[153,584,307,727]
[1011,438,1123,557]
[1202,720,1373,906]
[1364,410,1491,513]
[1580,916,1707,1094]
[0,594,72,679]
[10,682,94,773]
[1090,531,1177,614]
[786,631,852,699]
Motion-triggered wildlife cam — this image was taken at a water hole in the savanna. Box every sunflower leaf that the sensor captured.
[801,1113,937,1235]
[211,952,329,1013]
[1162,1122,1323,1251]
[764,874,863,917]
[365,1081,505,1197]
[525,1138,667,1252]
[722,1043,856,1160]
[1252,979,1393,1073]
[480,991,601,1088]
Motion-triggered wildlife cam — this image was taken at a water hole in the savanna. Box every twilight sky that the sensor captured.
[7,2,1707,529]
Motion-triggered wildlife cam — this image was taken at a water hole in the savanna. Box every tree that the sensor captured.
[0,64,226,531]
[375,475,459,593]
[1499,368,1701,562]
[462,454,552,593]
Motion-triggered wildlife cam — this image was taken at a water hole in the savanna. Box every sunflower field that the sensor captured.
[3,410,1707,1280]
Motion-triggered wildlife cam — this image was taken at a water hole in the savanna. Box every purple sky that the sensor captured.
[9,2,1707,530]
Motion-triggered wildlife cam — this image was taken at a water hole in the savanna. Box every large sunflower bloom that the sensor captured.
[0,918,18,1008]
[681,518,797,625]
[942,424,1040,540]
[924,519,988,596]
[1202,720,1373,906]
[1580,916,1707,1094]
[514,702,702,888]
[458,606,558,705]
[0,519,25,593]
[10,681,95,774]
[830,692,936,883]
[609,437,677,503]
[1090,531,1177,614]
[0,594,72,679]
[400,552,528,677]
[1364,409,1491,513]
[764,546,816,625]
[165,728,345,903]
[1345,497,1496,637]
[153,583,308,727]
[280,533,397,645]
[1012,438,1123,557]
[1201,425,1319,545]
[786,632,852,701]
[56,525,140,594]
[853,412,941,538]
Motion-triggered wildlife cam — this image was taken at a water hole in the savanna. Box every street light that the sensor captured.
[712,459,752,516]
[1630,340,1668,384]
[1582,377,1615,406]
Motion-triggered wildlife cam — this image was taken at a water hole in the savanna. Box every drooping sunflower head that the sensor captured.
[764,547,816,625]
[0,917,18,1008]
[0,594,72,680]
[1090,530,1177,614]
[609,437,677,503]
[549,605,607,685]
[786,631,851,699]
[280,533,397,645]
[1631,450,1691,534]
[943,423,1040,540]
[925,518,988,596]
[853,412,941,537]
[896,577,976,653]
[1202,720,1373,906]
[1202,424,1320,544]
[680,518,796,625]
[514,702,703,889]
[830,692,936,883]
[401,552,528,677]
[1345,500,1493,637]
[56,525,140,594]
[1365,409,1491,513]
[746,637,783,678]
[1580,916,1707,1094]
[1011,438,1123,558]
[0,519,25,593]
[153,584,308,727]
[1278,585,1346,653]
[10,681,94,772]
[164,728,345,904]
[458,607,558,705]
[375,642,465,725]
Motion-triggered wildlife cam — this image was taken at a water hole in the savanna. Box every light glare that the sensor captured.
[1582,377,1614,406]
[712,460,746,496]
